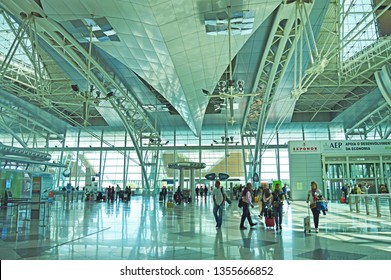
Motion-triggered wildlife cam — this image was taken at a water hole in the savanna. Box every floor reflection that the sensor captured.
[0,196,390,260]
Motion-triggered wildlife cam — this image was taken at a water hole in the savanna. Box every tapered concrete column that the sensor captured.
[179,167,185,189]
[190,168,195,201]
[168,162,206,203]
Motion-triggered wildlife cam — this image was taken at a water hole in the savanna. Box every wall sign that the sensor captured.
[289,140,391,155]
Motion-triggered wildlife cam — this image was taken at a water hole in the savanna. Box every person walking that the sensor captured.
[282,184,290,205]
[306,181,323,233]
[161,185,168,203]
[240,182,257,230]
[212,181,226,230]
[271,183,284,231]
[110,186,115,202]
[260,184,272,217]
[257,185,264,217]
[115,184,121,201]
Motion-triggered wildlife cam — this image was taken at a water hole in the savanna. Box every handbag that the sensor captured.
[310,202,316,209]
[238,188,249,208]
[316,200,328,211]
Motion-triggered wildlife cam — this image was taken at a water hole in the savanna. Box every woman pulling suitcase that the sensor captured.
[271,183,284,231]
[306,181,325,233]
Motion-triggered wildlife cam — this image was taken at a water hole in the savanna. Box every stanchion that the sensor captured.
[15,204,19,233]
[42,201,46,227]
[349,195,353,212]
[364,196,369,215]
[355,195,360,213]
[388,196,391,217]
[375,196,380,217]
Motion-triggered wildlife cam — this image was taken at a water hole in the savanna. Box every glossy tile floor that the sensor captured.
[1,195,391,260]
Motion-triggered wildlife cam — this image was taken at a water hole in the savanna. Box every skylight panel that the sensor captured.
[61,17,120,43]
[204,10,255,36]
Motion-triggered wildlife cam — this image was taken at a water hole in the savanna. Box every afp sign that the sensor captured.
[323,140,391,154]
[329,142,342,149]
[322,141,344,153]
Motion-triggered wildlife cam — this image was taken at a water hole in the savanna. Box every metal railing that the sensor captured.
[51,190,85,202]
[349,194,391,217]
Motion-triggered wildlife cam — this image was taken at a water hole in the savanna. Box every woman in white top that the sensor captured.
[306,181,323,233]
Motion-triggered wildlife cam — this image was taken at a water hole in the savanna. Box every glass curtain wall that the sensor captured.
[46,124,346,191]
[3,123,386,194]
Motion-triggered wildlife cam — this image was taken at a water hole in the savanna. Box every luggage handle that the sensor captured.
[305,202,312,233]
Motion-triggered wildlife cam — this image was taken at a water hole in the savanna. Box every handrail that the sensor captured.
[50,190,85,202]
[349,193,391,217]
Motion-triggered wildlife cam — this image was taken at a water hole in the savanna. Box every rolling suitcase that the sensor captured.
[265,208,274,228]
[265,217,275,228]
[304,204,311,233]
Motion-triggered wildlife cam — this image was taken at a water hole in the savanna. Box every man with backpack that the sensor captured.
[212,181,226,230]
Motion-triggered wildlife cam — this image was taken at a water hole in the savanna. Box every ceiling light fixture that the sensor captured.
[146,137,170,146]
[204,6,258,124]
[212,136,236,145]
[71,84,79,92]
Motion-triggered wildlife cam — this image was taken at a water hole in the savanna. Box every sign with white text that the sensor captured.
[289,140,391,155]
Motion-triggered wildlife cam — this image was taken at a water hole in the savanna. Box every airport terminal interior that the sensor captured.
[0,0,391,260]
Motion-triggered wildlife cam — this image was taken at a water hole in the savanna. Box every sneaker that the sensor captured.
[279,225,282,230]
[250,223,257,227]
[275,227,278,231]
[315,228,319,233]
